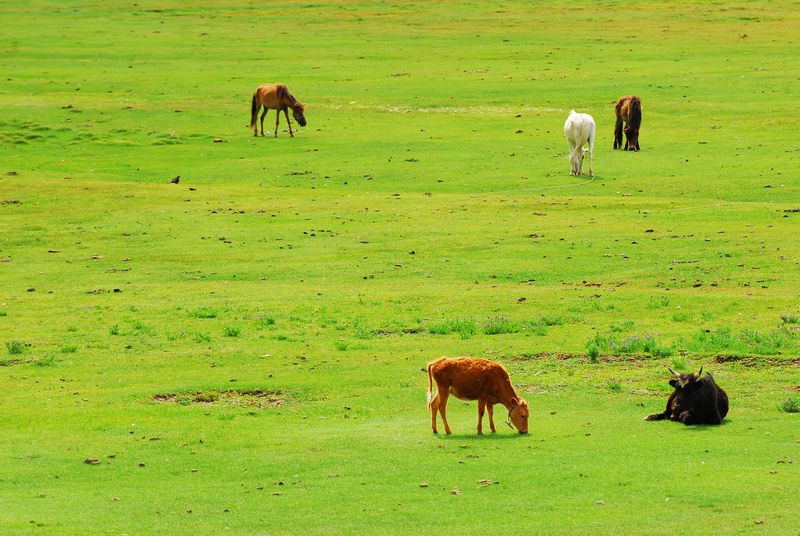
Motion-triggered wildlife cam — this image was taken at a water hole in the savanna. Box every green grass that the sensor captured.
[2,0,800,534]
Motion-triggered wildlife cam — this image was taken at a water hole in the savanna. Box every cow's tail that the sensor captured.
[426,362,436,408]
[249,92,258,129]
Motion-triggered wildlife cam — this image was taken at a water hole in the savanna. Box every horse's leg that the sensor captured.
[253,102,260,137]
[260,109,267,136]
[284,109,294,137]
[274,109,280,137]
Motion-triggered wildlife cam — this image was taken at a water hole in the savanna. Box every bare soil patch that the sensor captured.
[153,389,286,408]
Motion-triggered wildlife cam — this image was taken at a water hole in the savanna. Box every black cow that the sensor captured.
[645,367,728,425]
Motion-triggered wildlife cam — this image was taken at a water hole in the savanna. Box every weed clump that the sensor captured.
[585,333,673,359]
[780,313,799,325]
[780,396,800,413]
[223,326,241,337]
[682,327,798,355]
[482,317,520,335]
[5,341,24,355]
[190,307,218,319]
[428,318,477,339]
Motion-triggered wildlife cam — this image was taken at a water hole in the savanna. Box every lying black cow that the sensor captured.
[645,367,728,425]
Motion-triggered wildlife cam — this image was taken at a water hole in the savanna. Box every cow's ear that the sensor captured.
[669,379,678,388]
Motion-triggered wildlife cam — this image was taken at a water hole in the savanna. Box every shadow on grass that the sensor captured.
[432,432,530,441]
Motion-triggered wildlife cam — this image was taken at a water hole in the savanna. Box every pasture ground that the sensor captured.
[1,1,799,534]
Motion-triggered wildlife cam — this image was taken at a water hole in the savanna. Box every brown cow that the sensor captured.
[427,357,529,435]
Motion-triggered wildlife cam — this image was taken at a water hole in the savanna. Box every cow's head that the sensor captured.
[668,367,707,414]
[508,397,529,434]
[668,366,703,390]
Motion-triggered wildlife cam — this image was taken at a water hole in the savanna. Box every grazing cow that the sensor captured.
[564,110,595,177]
[427,357,529,435]
[645,367,729,425]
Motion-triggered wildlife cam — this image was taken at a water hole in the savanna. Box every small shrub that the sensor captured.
[190,307,218,319]
[428,318,476,339]
[482,317,520,335]
[780,396,800,413]
[647,295,670,309]
[523,322,548,336]
[587,343,600,363]
[194,332,211,343]
[586,333,673,357]
[780,313,800,325]
[607,379,623,393]
[223,326,241,337]
[273,334,289,341]
[5,341,24,355]
[66,325,77,332]
[683,327,798,355]
[334,340,349,351]
[539,315,565,326]
[33,354,56,367]
[132,321,155,336]
[109,324,120,336]
[0,311,7,317]
[701,311,715,321]
[256,314,276,328]
[672,311,692,322]
[610,320,635,333]
[670,357,687,371]
[60,345,78,353]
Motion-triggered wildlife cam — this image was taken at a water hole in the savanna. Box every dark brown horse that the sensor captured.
[250,83,306,137]
[613,96,641,151]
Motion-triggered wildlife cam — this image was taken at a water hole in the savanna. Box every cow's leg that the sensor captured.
[645,392,676,421]
[260,109,268,136]
[274,110,280,137]
[477,399,486,435]
[487,404,496,433]
[430,394,440,434]
[437,389,452,435]
[284,109,294,137]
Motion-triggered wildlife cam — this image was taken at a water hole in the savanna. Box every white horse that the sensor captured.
[564,110,595,177]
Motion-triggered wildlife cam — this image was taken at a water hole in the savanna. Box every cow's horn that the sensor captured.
[667,367,680,378]
[696,366,703,378]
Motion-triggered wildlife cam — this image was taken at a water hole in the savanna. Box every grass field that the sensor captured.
[2,1,800,534]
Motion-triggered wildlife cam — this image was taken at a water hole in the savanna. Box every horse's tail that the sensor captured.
[630,97,642,128]
[249,92,258,128]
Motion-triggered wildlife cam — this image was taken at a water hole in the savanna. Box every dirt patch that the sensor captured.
[153,389,286,408]
[712,355,800,367]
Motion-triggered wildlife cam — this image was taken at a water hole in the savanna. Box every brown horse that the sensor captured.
[250,84,306,137]
[613,96,642,151]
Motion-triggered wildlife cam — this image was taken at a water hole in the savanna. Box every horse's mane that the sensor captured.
[278,84,303,110]
[629,97,642,129]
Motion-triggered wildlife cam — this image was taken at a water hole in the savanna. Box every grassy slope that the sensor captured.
[1,1,799,534]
